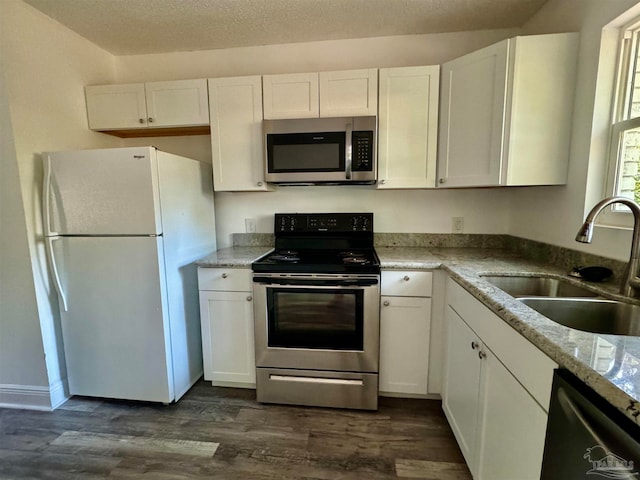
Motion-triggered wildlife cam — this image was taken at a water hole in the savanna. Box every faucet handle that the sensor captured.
[628,277,640,290]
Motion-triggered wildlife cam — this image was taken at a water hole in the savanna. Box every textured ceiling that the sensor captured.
[23,0,549,56]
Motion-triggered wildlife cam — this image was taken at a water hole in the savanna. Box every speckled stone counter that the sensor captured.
[195,243,640,426]
[195,246,272,268]
[377,246,640,426]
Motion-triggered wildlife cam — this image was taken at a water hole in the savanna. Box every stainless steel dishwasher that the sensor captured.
[540,369,640,479]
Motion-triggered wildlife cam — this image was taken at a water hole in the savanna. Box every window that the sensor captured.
[608,18,640,212]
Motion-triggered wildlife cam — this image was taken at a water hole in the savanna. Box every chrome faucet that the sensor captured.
[575,196,640,298]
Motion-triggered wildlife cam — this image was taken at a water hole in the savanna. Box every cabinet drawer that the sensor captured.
[197,267,252,292]
[382,270,432,297]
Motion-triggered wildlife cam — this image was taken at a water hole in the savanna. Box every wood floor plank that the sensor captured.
[0,380,470,479]
[0,448,122,479]
[50,431,219,457]
[395,459,472,479]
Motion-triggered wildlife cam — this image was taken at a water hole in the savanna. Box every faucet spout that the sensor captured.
[576,196,640,297]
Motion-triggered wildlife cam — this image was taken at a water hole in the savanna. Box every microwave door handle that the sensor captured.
[345,122,353,180]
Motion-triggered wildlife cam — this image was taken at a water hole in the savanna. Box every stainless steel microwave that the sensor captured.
[264,119,376,185]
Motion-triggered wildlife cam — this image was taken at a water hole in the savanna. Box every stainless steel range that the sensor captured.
[252,213,380,410]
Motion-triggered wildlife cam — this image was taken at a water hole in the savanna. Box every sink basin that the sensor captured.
[520,297,640,336]
[481,275,599,298]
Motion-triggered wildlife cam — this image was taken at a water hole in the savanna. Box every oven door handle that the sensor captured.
[253,277,378,287]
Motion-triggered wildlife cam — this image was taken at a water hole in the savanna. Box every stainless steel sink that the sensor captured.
[481,275,599,298]
[520,297,640,336]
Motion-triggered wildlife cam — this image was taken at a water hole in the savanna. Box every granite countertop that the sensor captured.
[195,246,272,267]
[195,244,640,425]
[377,246,640,426]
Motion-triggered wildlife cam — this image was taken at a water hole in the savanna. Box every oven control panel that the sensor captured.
[275,213,373,233]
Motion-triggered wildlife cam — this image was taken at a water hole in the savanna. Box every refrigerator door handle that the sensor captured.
[45,237,68,311]
[43,154,58,237]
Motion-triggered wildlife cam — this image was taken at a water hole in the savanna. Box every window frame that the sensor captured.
[604,17,640,225]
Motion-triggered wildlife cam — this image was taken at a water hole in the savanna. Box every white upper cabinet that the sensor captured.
[377,66,440,189]
[262,73,319,119]
[437,33,579,187]
[86,83,148,131]
[208,76,270,192]
[144,79,209,128]
[85,79,209,134]
[319,69,378,117]
[263,69,377,119]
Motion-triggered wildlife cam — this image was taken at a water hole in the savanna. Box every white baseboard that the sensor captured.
[49,378,70,409]
[0,380,70,411]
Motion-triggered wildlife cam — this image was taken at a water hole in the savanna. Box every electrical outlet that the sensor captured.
[245,218,256,233]
[452,217,464,233]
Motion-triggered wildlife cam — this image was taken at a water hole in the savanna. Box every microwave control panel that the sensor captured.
[352,131,374,172]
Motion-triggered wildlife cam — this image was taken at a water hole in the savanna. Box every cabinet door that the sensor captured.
[199,290,256,387]
[263,73,319,119]
[475,348,548,480]
[208,77,269,191]
[438,40,508,187]
[378,66,439,189]
[145,79,209,128]
[85,84,148,130]
[442,305,482,471]
[379,296,431,395]
[319,69,377,117]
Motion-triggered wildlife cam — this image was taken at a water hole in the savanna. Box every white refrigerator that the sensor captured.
[43,146,216,403]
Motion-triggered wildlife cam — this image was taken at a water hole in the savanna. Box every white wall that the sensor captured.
[213,187,511,248]
[115,30,520,82]
[0,28,50,401]
[117,30,518,247]
[510,0,640,262]
[0,0,119,407]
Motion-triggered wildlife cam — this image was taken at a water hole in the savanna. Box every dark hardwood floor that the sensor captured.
[0,380,471,479]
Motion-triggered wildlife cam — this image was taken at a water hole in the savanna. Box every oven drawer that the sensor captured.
[197,267,252,291]
[256,368,378,410]
[382,270,432,297]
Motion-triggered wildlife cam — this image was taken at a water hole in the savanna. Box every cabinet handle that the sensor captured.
[257,181,263,187]
[439,178,446,184]
[383,300,390,307]
[246,296,253,302]
[380,179,386,185]
[138,118,145,124]
[403,275,410,282]
[471,341,479,350]
[148,117,154,123]
[221,273,228,279]
[478,351,487,359]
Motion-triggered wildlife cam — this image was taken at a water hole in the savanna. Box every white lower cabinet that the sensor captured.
[475,348,549,480]
[198,268,256,388]
[442,306,482,462]
[442,278,556,480]
[379,270,432,397]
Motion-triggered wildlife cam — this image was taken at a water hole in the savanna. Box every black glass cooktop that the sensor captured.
[252,213,380,274]
[252,248,381,274]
